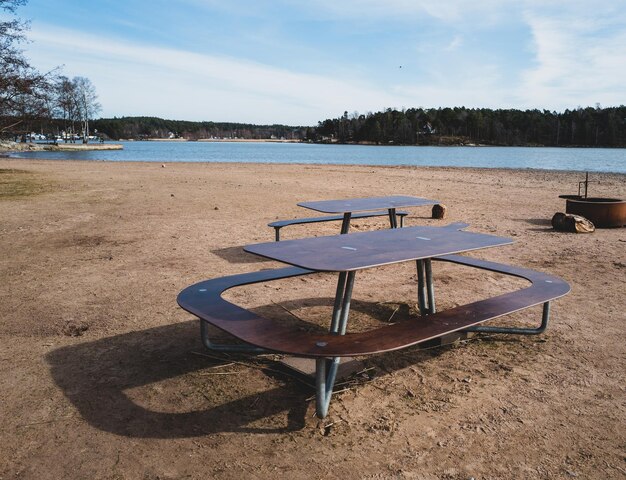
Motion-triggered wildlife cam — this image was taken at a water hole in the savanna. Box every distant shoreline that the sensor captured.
[117,138,626,149]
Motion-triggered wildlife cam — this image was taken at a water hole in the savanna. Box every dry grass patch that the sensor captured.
[0,168,55,198]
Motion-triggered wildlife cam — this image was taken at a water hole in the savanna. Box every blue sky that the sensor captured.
[16,0,626,125]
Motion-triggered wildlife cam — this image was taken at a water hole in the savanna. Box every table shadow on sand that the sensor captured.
[46,299,449,438]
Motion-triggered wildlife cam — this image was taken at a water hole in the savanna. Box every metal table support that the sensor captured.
[316,357,340,418]
[311,209,400,416]
[388,208,398,228]
[416,259,436,315]
[315,270,356,417]
[198,266,359,418]
[340,212,352,234]
[329,271,356,334]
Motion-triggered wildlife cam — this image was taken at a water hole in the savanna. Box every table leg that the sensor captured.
[340,212,352,234]
[316,270,356,417]
[336,271,356,335]
[316,357,340,418]
[416,260,427,315]
[425,259,436,314]
[417,259,436,315]
[330,271,347,333]
[387,208,398,228]
[330,271,356,333]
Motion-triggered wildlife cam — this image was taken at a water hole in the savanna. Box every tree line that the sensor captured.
[92,116,309,141]
[315,106,626,147]
[0,0,101,142]
[91,106,626,148]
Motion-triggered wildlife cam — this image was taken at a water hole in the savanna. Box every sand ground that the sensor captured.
[0,158,624,479]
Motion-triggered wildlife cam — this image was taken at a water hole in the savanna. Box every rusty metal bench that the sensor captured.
[268,210,409,241]
[177,255,570,418]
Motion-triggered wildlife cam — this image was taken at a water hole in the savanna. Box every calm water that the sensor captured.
[9,141,626,173]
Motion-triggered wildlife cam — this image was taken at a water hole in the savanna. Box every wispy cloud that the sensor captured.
[445,35,463,51]
[22,0,626,124]
[26,26,408,124]
[520,6,626,109]
[283,0,518,24]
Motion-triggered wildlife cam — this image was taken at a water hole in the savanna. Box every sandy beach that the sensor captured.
[1,158,624,479]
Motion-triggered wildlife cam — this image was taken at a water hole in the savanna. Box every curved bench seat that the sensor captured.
[177,255,570,358]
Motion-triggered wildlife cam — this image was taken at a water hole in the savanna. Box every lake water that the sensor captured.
[9,141,626,173]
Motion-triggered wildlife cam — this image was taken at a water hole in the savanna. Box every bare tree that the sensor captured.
[0,0,28,52]
[0,0,56,135]
[54,75,78,141]
[72,76,100,143]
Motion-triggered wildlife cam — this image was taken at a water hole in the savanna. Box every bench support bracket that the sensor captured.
[463,301,551,335]
[200,319,268,353]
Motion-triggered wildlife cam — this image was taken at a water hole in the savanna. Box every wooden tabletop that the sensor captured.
[297,195,438,214]
[244,225,513,272]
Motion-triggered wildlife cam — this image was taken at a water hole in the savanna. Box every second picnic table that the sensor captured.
[270,195,439,240]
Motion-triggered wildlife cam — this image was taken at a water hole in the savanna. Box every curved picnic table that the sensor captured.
[178,253,569,417]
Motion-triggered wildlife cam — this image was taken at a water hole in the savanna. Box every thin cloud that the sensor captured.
[520,9,626,109]
[26,26,408,124]
[445,35,463,51]
[283,0,517,24]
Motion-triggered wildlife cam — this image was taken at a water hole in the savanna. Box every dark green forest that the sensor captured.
[90,106,626,147]
[314,106,626,147]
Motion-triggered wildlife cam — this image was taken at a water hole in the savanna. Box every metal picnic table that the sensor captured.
[178,224,570,417]
[297,195,439,232]
[244,224,510,415]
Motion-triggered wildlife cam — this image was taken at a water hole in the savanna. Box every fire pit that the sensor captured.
[559,173,626,228]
